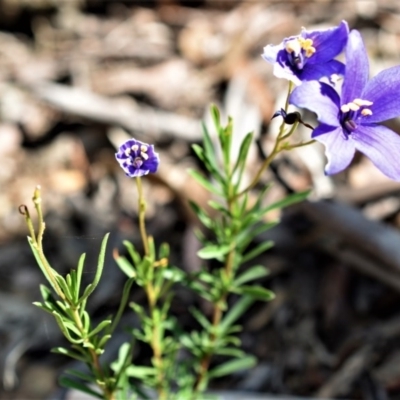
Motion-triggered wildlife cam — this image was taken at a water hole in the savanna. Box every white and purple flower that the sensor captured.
[262,21,349,85]
[115,138,159,177]
[290,29,400,180]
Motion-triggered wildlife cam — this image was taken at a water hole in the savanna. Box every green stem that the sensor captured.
[236,81,294,197]
[135,177,149,256]
[71,308,115,400]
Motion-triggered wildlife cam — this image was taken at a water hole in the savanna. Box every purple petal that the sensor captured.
[305,21,349,64]
[341,30,369,104]
[313,125,356,175]
[361,65,400,123]
[300,60,345,83]
[311,122,339,138]
[290,81,340,126]
[352,124,400,180]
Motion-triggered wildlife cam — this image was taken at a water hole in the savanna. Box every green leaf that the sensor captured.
[232,132,253,176]
[219,296,254,334]
[208,355,256,378]
[52,312,83,344]
[190,307,211,330]
[123,241,141,266]
[237,286,275,301]
[189,201,214,229]
[27,237,60,294]
[65,368,96,383]
[114,255,136,278]
[236,221,278,252]
[59,377,103,399]
[108,277,135,335]
[125,366,156,379]
[241,241,274,263]
[54,275,73,302]
[234,265,269,287]
[207,200,231,216]
[162,266,186,282]
[213,347,245,358]
[75,253,86,302]
[210,104,221,130]
[111,342,133,375]
[87,319,112,338]
[97,334,112,349]
[79,233,110,303]
[220,117,233,170]
[158,242,170,260]
[260,190,310,214]
[52,347,87,363]
[197,244,231,260]
[188,169,222,196]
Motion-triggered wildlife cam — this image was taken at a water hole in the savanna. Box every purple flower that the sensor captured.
[115,138,159,177]
[262,21,349,85]
[290,30,400,180]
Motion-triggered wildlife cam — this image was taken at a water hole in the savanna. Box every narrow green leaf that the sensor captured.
[27,237,58,293]
[210,104,221,130]
[197,244,231,260]
[54,275,73,301]
[241,241,274,263]
[201,122,223,181]
[52,347,87,362]
[189,201,214,229]
[52,312,83,344]
[39,284,53,301]
[213,347,245,358]
[188,169,222,196]
[75,253,86,300]
[125,366,156,379]
[79,233,109,303]
[123,240,141,266]
[234,265,269,287]
[219,296,254,334]
[115,255,136,278]
[158,242,170,260]
[87,319,112,338]
[65,369,96,383]
[207,200,231,217]
[59,377,103,399]
[237,286,275,301]
[108,277,135,335]
[208,355,256,378]
[260,190,310,215]
[190,307,211,330]
[97,334,112,349]
[232,132,253,176]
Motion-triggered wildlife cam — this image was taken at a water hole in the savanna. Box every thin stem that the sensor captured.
[135,177,149,256]
[71,308,115,400]
[286,139,316,149]
[236,81,294,197]
[193,182,237,395]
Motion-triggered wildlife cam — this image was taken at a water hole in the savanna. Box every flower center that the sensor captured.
[124,143,149,168]
[285,37,316,70]
[340,98,373,136]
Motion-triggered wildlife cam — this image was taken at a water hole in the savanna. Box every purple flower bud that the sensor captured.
[115,138,159,177]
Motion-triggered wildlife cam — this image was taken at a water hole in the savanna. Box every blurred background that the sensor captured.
[2,0,400,399]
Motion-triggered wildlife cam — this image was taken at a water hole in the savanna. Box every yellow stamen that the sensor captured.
[140,145,148,152]
[285,39,301,54]
[348,102,360,111]
[361,109,373,116]
[131,144,139,152]
[141,152,149,160]
[341,104,350,113]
